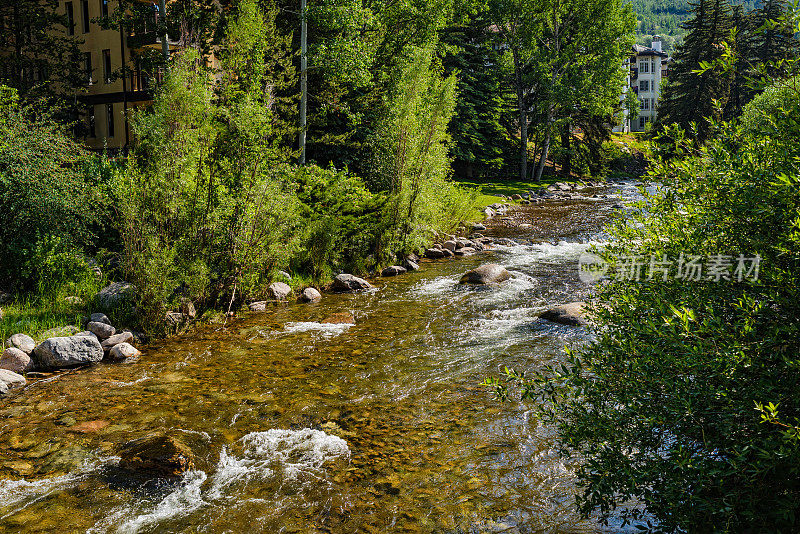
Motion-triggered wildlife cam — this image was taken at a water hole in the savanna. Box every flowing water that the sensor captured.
[0,183,644,533]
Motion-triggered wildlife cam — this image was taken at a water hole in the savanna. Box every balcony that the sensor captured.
[127,31,181,50]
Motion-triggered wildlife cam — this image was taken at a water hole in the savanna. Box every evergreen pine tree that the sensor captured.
[657,0,733,138]
[747,0,798,79]
[442,14,512,177]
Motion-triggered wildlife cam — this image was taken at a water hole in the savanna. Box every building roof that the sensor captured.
[633,44,669,58]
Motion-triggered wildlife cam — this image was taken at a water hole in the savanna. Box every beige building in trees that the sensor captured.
[617,39,670,133]
[59,0,179,150]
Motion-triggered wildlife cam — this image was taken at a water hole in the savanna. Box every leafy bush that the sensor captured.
[0,85,110,294]
[493,80,800,531]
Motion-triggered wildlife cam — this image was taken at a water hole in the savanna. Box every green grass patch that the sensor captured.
[0,298,86,343]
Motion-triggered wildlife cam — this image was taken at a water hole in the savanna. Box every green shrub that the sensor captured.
[0,85,109,294]
[493,80,800,531]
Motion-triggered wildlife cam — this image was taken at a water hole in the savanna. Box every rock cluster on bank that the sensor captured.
[1,309,143,396]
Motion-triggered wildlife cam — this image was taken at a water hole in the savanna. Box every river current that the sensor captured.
[0,183,645,533]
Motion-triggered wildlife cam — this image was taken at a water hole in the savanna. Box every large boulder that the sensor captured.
[0,347,34,374]
[108,343,141,361]
[298,287,322,303]
[87,321,115,339]
[0,369,25,392]
[117,434,195,478]
[381,265,407,277]
[33,336,104,369]
[539,302,589,326]
[6,333,35,354]
[249,301,268,312]
[101,331,134,352]
[425,248,448,259]
[459,264,511,285]
[94,282,136,310]
[332,274,372,292]
[268,282,292,301]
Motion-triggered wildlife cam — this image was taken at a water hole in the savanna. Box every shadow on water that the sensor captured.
[0,183,647,533]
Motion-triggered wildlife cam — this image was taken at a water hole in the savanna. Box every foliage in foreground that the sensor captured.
[491,79,800,531]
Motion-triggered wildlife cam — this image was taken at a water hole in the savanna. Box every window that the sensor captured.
[106,104,114,138]
[65,2,75,35]
[640,60,649,73]
[640,80,649,92]
[102,49,111,83]
[100,0,108,18]
[640,97,650,111]
[88,106,96,138]
[81,0,90,33]
[84,52,92,85]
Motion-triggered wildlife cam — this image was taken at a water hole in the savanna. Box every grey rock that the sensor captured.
[455,247,476,256]
[0,347,34,374]
[33,336,103,369]
[108,343,141,361]
[248,301,268,312]
[332,274,372,292]
[6,333,35,354]
[164,311,184,326]
[381,265,407,277]
[483,207,495,218]
[459,264,511,285]
[540,302,589,326]
[298,287,322,303]
[277,270,292,280]
[268,282,292,301]
[64,296,83,305]
[95,281,136,310]
[443,240,457,252]
[89,312,110,325]
[73,331,98,340]
[0,381,6,395]
[403,259,419,271]
[101,331,134,352]
[441,248,454,258]
[0,369,25,390]
[87,321,115,339]
[455,238,473,249]
[472,223,486,232]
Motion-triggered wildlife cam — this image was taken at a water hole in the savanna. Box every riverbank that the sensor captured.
[0,180,638,532]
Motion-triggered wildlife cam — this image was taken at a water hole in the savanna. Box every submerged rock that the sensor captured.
[298,287,322,303]
[540,301,589,326]
[0,347,34,374]
[459,264,511,285]
[381,265,407,277]
[117,434,195,478]
[33,336,104,369]
[321,312,355,324]
[6,333,36,354]
[332,274,372,292]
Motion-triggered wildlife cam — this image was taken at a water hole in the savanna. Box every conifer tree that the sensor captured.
[657,0,733,138]
[747,0,798,79]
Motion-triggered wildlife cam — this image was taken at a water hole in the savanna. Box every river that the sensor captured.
[0,183,644,533]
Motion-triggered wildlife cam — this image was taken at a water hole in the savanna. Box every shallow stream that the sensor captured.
[0,183,644,533]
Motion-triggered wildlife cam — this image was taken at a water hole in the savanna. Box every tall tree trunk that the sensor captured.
[560,123,571,178]
[534,106,552,182]
[513,47,527,181]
